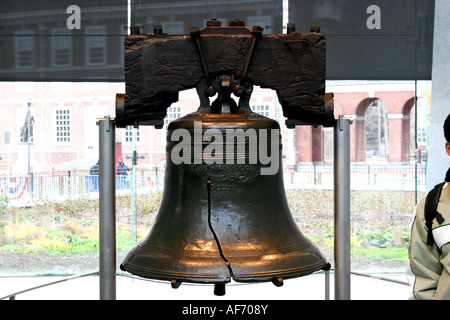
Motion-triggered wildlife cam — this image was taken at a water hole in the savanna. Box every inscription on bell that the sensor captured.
[169,121,280,175]
[187,164,259,192]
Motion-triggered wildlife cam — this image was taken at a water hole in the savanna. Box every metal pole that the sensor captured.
[334,115,351,300]
[27,103,31,177]
[26,101,32,194]
[98,116,116,300]
[131,125,137,246]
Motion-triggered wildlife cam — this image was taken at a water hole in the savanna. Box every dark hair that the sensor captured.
[445,113,450,143]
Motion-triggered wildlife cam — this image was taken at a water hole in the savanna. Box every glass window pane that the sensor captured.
[289,0,435,80]
[134,0,283,35]
[0,0,128,81]
[0,1,438,299]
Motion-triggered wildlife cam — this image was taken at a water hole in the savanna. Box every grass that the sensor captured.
[351,247,409,262]
[287,188,421,267]
[0,189,422,271]
[0,194,147,255]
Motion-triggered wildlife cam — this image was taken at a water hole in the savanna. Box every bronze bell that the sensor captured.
[120,76,329,295]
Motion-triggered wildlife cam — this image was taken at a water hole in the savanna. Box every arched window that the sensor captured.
[364,99,389,161]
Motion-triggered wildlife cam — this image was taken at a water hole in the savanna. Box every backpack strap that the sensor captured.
[424,182,446,246]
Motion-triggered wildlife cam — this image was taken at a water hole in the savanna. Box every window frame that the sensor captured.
[54,107,72,145]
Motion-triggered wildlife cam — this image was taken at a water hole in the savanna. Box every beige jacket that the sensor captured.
[407,182,450,300]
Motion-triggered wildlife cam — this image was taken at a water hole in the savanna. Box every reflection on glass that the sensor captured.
[0,2,435,293]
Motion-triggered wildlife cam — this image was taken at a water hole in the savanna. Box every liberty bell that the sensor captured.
[116,20,333,295]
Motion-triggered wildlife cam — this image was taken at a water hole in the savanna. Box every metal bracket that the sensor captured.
[406,149,423,163]
[190,26,215,97]
[127,150,145,166]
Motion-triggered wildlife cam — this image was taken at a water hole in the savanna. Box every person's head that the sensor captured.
[444,113,450,156]
[118,156,123,162]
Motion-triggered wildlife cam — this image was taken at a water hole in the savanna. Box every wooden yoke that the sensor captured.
[116,19,334,128]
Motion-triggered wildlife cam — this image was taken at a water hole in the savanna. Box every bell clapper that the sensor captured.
[272,277,284,287]
[214,283,226,296]
[171,279,182,289]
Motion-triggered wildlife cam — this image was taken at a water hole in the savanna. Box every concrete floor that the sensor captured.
[0,271,411,300]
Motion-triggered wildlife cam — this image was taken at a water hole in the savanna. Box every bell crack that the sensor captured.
[206,177,234,279]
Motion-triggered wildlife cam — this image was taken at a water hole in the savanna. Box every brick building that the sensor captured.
[329,81,426,165]
[0,2,431,173]
[0,80,428,174]
[0,82,294,173]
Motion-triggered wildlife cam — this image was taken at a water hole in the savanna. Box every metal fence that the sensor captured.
[0,164,426,204]
[283,164,426,191]
[0,168,164,204]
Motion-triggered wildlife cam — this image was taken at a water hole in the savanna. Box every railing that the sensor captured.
[0,271,99,300]
[0,168,164,204]
[0,269,408,300]
[283,164,426,191]
[0,164,426,204]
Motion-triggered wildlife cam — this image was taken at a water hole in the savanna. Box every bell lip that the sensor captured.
[119,257,329,284]
[230,258,329,283]
[119,261,232,284]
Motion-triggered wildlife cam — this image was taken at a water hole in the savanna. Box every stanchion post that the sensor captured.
[98,116,116,300]
[334,115,351,300]
[325,269,330,300]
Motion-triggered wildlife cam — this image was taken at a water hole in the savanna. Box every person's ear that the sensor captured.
[446,142,450,156]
